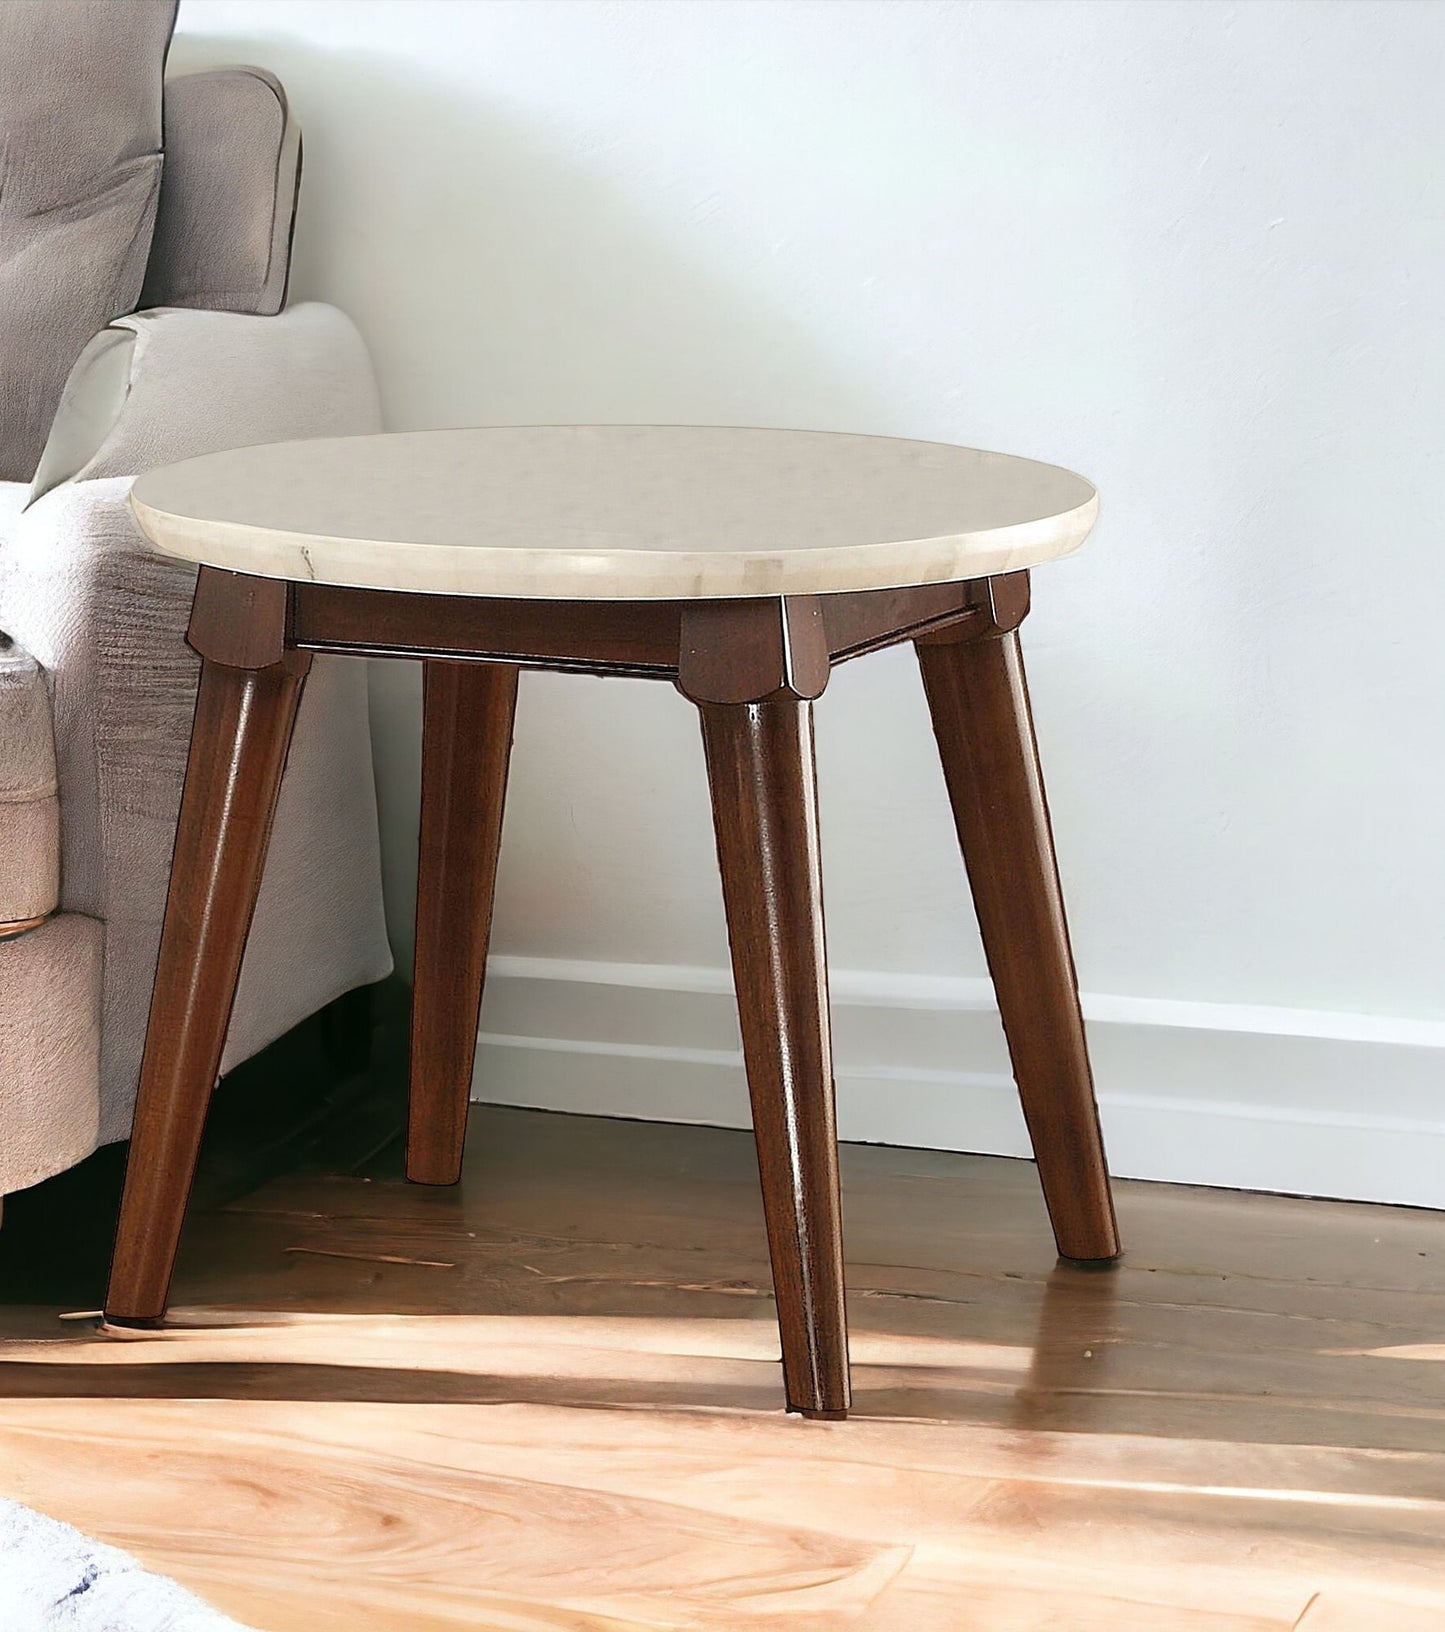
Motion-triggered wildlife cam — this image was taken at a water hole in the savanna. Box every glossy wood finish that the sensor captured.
[679,594,847,1417]
[678,594,830,704]
[293,581,684,677]
[408,661,519,1185]
[291,579,982,676]
[822,578,978,662]
[698,698,848,1419]
[104,560,1118,1412]
[10,1106,1445,1631]
[187,566,289,668]
[105,641,312,1323]
[917,576,1118,1261]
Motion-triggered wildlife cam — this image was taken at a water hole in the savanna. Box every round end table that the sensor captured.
[107,425,1119,1420]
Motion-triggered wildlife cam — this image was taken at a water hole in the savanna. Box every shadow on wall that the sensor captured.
[165,34,915,975]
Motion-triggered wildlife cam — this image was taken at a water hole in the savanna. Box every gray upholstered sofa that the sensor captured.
[0,2,392,1199]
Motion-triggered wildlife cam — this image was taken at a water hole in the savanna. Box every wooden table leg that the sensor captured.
[407,660,519,1185]
[699,698,849,1418]
[105,637,312,1324]
[682,596,848,1418]
[916,574,1119,1263]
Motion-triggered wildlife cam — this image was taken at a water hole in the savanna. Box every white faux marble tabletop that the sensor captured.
[129,425,1098,601]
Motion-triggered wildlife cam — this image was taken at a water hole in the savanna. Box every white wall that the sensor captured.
[176,1,1445,1204]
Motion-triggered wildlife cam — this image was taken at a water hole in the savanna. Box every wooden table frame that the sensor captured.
[104,563,1119,1420]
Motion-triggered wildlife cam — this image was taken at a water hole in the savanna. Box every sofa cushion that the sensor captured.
[0,0,177,482]
[0,912,102,1194]
[142,67,300,317]
[0,641,59,928]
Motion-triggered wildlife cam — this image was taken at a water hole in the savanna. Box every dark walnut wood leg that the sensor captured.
[106,571,311,1324]
[916,573,1120,1263]
[681,598,849,1419]
[407,659,519,1184]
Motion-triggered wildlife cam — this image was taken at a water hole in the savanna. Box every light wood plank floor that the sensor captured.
[3,1106,1445,1630]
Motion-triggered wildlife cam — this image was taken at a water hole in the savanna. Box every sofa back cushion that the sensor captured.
[142,67,300,317]
[0,0,177,482]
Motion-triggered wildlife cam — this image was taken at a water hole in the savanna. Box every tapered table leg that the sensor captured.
[698,697,850,1418]
[105,648,312,1323]
[407,660,519,1184]
[917,592,1119,1263]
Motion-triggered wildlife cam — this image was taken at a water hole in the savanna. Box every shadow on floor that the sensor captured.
[0,977,408,1307]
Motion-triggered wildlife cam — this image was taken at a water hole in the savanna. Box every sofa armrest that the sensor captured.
[8,297,384,915]
[28,301,382,503]
[0,301,392,1147]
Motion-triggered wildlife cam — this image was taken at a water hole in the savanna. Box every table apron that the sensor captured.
[289,583,686,677]
[286,579,992,679]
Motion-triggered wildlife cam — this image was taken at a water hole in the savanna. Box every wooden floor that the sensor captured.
[3,1103,1445,1630]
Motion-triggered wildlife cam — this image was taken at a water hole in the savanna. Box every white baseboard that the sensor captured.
[471,956,1445,1210]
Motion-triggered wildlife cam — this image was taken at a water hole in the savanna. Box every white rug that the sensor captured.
[0,1498,257,1631]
